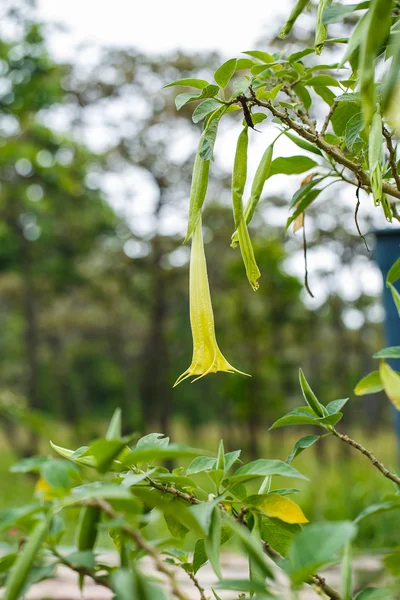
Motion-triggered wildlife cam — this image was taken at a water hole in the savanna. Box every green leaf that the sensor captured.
[10,457,49,474]
[261,518,301,557]
[307,75,342,88]
[286,521,357,585]
[106,408,122,440]
[214,59,237,88]
[41,459,77,489]
[229,459,308,484]
[298,368,326,417]
[72,483,134,500]
[175,84,220,110]
[222,514,273,579]
[290,177,324,208]
[199,117,220,161]
[387,258,400,285]
[380,361,400,409]
[192,99,221,124]
[331,101,360,136]
[286,435,321,464]
[244,494,309,524]
[269,156,318,177]
[326,398,349,414]
[389,283,400,317]
[345,112,364,151]
[270,407,342,429]
[65,550,95,570]
[205,507,222,578]
[236,58,257,70]
[79,439,128,473]
[189,501,218,536]
[165,511,189,540]
[243,50,274,63]
[355,589,395,600]
[373,346,400,359]
[164,78,209,89]
[123,443,210,467]
[384,550,400,575]
[335,93,360,102]
[286,189,322,230]
[354,500,400,523]
[187,456,216,475]
[284,132,323,156]
[136,433,169,449]
[323,2,369,25]
[354,371,383,395]
[193,527,232,574]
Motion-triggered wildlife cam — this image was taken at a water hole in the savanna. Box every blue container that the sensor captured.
[374,228,400,443]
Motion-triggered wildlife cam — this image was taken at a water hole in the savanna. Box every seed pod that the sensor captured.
[4,516,50,600]
[315,0,332,55]
[368,110,383,206]
[280,0,311,39]
[76,505,101,551]
[359,0,392,129]
[231,144,273,247]
[232,127,261,291]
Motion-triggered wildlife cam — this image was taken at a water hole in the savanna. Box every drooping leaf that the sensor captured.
[354,371,383,395]
[286,435,321,464]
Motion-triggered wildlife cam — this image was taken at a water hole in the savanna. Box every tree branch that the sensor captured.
[90,499,190,600]
[333,431,400,486]
[252,98,400,200]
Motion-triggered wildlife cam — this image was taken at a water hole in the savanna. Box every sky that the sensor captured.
[31,0,389,314]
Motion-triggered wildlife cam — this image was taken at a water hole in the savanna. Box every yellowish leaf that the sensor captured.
[293,212,304,233]
[379,361,400,410]
[245,493,308,524]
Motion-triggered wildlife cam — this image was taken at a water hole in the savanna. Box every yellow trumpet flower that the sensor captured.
[174,219,248,386]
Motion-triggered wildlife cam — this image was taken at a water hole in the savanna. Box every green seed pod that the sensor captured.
[280,0,311,39]
[232,127,261,291]
[4,516,50,600]
[231,143,273,248]
[76,505,101,551]
[359,0,392,129]
[368,110,383,206]
[299,368,326,418]
[315,0,332,55]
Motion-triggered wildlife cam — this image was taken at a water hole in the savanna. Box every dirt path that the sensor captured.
[11,553,383,599]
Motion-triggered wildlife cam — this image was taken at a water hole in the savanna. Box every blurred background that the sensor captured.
[0,0,398,551]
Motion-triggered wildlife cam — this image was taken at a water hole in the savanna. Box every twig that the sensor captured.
[51,548,112,590]
[252,98,400,200]
[302,215,314,298]
[146,478,200,504]
[262,542,341,600]
[186,570,207,600]
[383,127,400,192]
[333,431,400,486]
[321,100,339,136]
[354,180,370,252]
[91,499,190,600]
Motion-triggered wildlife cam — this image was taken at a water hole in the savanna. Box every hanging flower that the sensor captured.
[174,219,248,386]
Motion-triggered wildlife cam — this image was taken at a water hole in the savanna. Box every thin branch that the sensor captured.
[262,542,341,600]
[186,570,207,600]
[333,431,400,486]
[321,100,339,136]
[51,548,112,590]
[383,127,400,192]
[91,499,190,600]
[252,98,400,200]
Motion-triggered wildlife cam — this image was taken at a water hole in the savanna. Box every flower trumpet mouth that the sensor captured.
[174,219,249,386]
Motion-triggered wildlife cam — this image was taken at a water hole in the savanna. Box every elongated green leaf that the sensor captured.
[175,85,219,110]
[373,346,400,359]
[298,368,325,416]
[389,283,400,317]
[270,407,342,429]
[354,500,400,523]
[387,258,400,285]
[106,408,122,440]
[214,59,237,88]
[205,507,222,578]
[123,443,210,467]
[164,78,209,89]
[284,132,323,156]
[230,459,308,484]
[286,435,321,464]
[307,75,342,88]
[286,189,322,229]
[380,361,400,409]
[280,0,311,38]
[243,50,274,63]
[192,99,221,124]
[290,177,324,208]
[340,11,369,68]
[79,439,128,473]
[323,2,370,24]
[345,112,364,151]
[315,0,333,54]
[287,521,357,585]
[269,155,318,177]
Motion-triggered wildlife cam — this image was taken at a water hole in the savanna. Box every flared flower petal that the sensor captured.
[174,219,249,386]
